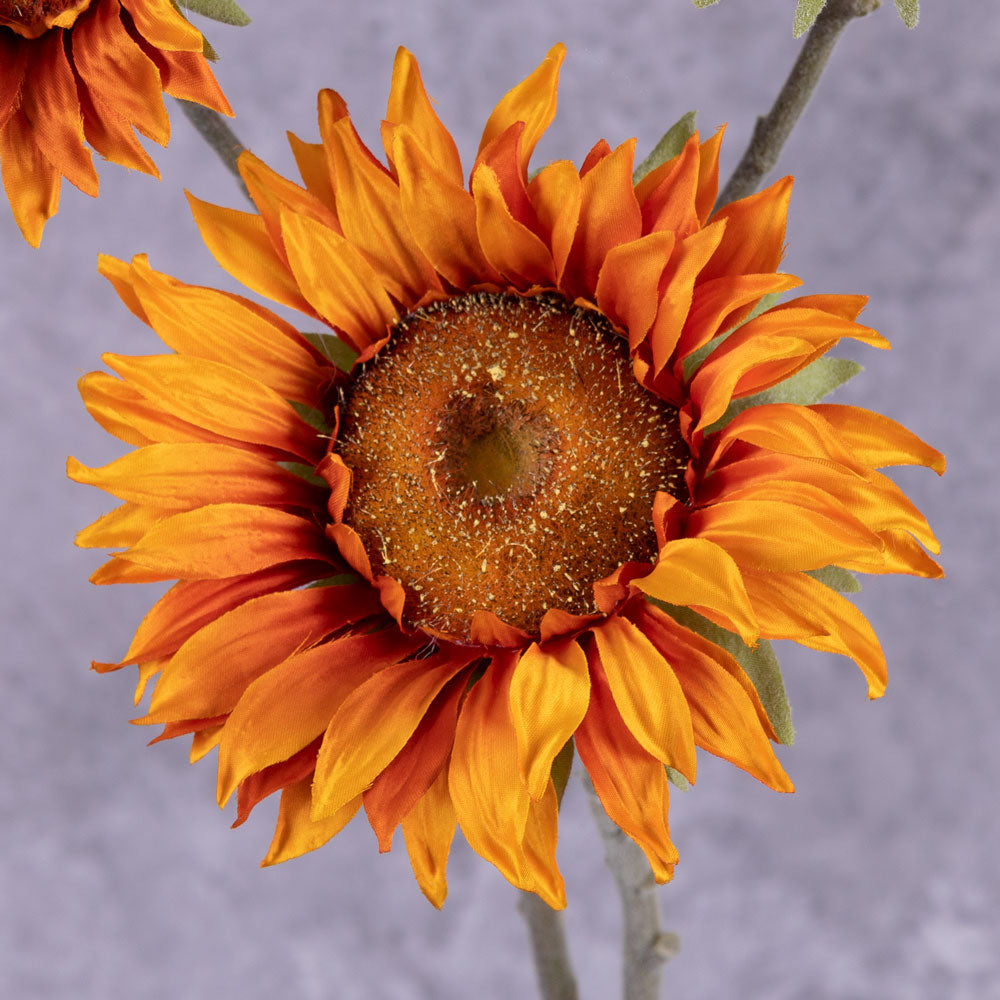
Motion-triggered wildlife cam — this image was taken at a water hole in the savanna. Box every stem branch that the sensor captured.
[175,99,251,203]
[584,777,679,1000]
[517,891,580,1000]
[716,0,880,208]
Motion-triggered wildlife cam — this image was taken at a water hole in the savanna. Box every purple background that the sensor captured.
[2,1,996,997]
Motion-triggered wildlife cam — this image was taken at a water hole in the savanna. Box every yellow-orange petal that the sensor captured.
[509,639,590,800]
[75,501,169,549]
[280,208,398,352]
[590,615,696,781]
[574,642,678,882]
[217,629,424,806]
[401,766,457,908]
[147,45,232,115]
[146,585,380,723]
[0,109,60,247]
[120,0,203,51]
[695,125,725,223]
[287,130,336,211]
[528,159,582,284]
[262,776,360,866]
[478,44,565,176]
[102,353,325,463]
[811,404,946,475]
[630,537,759,647]
[312,646,479,820]
[519,781,566,910]
[113,503,329,581]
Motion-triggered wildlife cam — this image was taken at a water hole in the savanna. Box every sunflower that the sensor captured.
[70,45,943,909]
[0,0,231,246]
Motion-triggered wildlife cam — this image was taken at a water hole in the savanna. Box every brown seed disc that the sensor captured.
[336,292,688,639]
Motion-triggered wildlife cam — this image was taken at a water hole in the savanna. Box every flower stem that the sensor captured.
[517,891,579,1000]
[584,777,680,1000]
[716,0,881,208]
[175,99,252,203]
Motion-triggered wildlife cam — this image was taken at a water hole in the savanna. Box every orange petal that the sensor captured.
[186,193,317,316]
[574,642,678,882]
[401,766,457,908]
[478,44,565,175]
[590,615,696,780]
[630,537,758,647]
[811,404,945,475]
[235,739,319,828]
[312,645,480,819]
[217,629,424,806]
[0,109,60,246]
[102,353,325,463]
[363,671,468,852]
[743,571,888,697]
[287,130,336,211]
[22,31,98,196]
[695,125,725,223]
[384,47,463,186]
[0,36,28,132]
[629,601,792,791]
[528,160,581,284]
[136,43,232,115]
[280,207,398,352]
[519,781,566,909]
[146,585,381,722]
[75,501,168,549]
[509,639,590,800]
[113,503,328,581]
[119,0,203,51]
[262,776,360,866]
[640,133,701,238]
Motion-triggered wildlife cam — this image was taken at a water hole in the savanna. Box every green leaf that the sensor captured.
[793,0,828,36]
[289,400,332,434]
[705,356,863,432]
[278,461,326,488]
[654,601,795,746]
[202,36,219,61]
[692,0,720,7]
[806,565,861,594]
[179,0,251,25]
[633,111,698,185]
[305,573,364,589]
[681,290,786,380]
[303,331,359,373]
[666,766,691,792]
[894,0,918,28]
[551,739,575,807]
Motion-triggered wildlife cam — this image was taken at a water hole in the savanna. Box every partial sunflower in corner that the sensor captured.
[0,0,232,245]
[69,45,943,909]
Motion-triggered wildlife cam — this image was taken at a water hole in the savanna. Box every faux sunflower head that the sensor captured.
[0,0,232,246]
[70,44,943,909]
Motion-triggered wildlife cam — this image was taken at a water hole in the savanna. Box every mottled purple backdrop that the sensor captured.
[2,1,996,997]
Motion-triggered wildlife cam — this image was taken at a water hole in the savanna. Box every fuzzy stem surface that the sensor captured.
[517,891,580,1000]
[176,98,251,202]
[584,777,680,1000]
[716,0,881,208]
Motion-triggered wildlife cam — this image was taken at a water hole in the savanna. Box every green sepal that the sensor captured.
[289,400,332,434]
[705,356,863,433]
[551,739,575,807]
[793,0,828,36]
[277,461,326,488]
[681,290,785,380]
[303,332,359,374]
[653,600,796,746]
[305,573,364,589]
[202,36,218,61]
[806,565,861,594]
[692,0,720,7]
[633,111,698,185]
[894,0,918,27]
[666,766,691,792]
[178,0,251,26]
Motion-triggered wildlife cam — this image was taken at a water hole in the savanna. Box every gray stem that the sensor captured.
[517,891,580,1000]
[175,98,252,203]
[584,777,680,1000]
[716,0,881,209]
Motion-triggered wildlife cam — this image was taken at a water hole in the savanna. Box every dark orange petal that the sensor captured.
[217,628,424,806]
[384,47,463,186]
[695,125,725,223]
[575,642,678,882]
[0,35,28,132]
[23,30,99,196]
[0,109,60,246]
[640,133,701,238]
[509,639,590,799]
[235,739,320,828]
[113,503,329,581]
[468,611,533,648]
[477,44,565,175]
[590,615,696,780]
[262,776,360,866]
[312,645,479,820]
[528,159,582,284]
[401,766,456,908]
[186,193,317,316]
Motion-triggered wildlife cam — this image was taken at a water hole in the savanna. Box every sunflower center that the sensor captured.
[0,0,89,37]
[337,293,688,640]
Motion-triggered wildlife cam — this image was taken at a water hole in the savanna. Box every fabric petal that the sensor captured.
[0,109,60,246]
[401,766,456,908]
[262,776,360,866]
